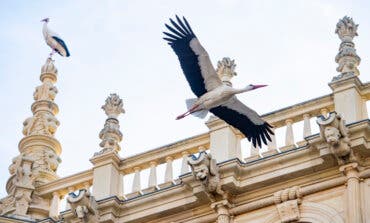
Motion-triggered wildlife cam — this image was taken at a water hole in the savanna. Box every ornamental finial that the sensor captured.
[333,16,361,81]
[101,93,125,119]
[216,57,237,86]
[95,93,124,156]
[335,16,358,42]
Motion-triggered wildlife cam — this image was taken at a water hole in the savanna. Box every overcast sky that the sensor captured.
[1,1,370,198]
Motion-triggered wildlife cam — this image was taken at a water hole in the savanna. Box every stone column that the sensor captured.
[91,94,124,200]
[330,16,366,124]
[340,163,362,223]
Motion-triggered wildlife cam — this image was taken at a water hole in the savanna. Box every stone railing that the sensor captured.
[119,132,210,199]
[29,77,370,220]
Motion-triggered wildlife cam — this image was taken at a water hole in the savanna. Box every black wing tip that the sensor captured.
[163,15,195,40]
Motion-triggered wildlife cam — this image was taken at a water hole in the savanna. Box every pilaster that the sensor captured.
[340,163,362,223]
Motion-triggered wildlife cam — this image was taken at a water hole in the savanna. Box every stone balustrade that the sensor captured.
[26,80,370,218]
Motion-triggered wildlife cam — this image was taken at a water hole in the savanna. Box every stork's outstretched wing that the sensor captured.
[210,97,274,148]
[163,16,222,97]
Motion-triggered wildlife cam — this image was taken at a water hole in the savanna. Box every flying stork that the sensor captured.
[163,16,273,148]
[41,18,70,58]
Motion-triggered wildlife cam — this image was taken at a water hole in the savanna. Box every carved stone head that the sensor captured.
[188,152,218,183]
[324,126,341,145]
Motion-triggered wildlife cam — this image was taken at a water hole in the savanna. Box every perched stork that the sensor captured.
[163,16,273,148]
[41,18,70,58]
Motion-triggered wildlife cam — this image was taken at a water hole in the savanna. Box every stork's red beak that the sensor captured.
[253,84,268,89]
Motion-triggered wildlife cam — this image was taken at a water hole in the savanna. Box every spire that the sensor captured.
[333,16,361,81]
[0,58,62,219]
[216,57,237,86]
[94,93,125,156]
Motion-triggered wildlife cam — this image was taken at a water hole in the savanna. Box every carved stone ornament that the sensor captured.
[95,94,124,156]
[33,82,58,101]
[1,155,35,216]
[67,189,99,223]
[335,16,358,42]
[102,93,125,119]
[333,16,361,79]
[317,112,355,165]
[187,152,226,201]
[273,186,302,223]
[22,112,60,137]
[41,58,58,74]
[216,57,237,85]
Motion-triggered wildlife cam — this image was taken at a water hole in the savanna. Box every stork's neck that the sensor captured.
[42,22,48,38]
[234,85,254,94]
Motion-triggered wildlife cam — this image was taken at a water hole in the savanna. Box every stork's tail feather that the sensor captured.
[186,98,197,110]
[185,98,208,119]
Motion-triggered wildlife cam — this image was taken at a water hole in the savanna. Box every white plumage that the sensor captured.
[163,16,273,148]
[41,18,70,58]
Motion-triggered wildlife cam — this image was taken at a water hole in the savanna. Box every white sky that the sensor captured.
[1,0,370,198]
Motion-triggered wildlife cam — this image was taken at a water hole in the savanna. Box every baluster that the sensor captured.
[148,161,157,188]
[49,191,60,219]
[267,128,277,150]
[132,167,141,193]
[263,128,278,156]
[284,119,295,148]
[245,143,260,162]
[303,114,312,138]
[180,151,190,175]
[164,156,173,183]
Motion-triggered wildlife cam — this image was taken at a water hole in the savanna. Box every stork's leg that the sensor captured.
[176,105,200,120]
[49,49,56,59]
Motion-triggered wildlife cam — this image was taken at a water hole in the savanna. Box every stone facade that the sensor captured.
[1,16,370,223]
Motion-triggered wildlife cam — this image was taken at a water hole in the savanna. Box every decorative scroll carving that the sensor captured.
[317,112,355,165]
[216,57,237,86]
[95,94,124,155]
[273,186,302,223]
[188,152,226,201]
[67,189,99,223]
